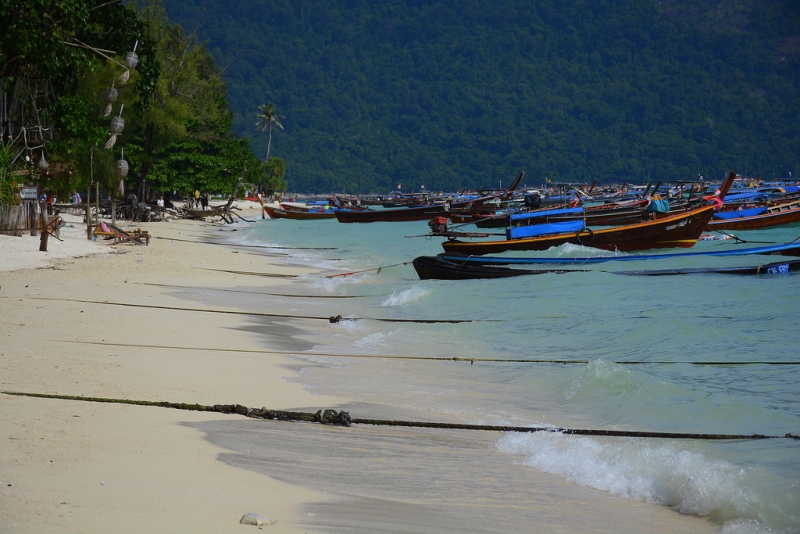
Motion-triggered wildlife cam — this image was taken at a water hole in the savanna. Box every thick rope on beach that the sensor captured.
[3,391,797,441]
[63,340,800,366]
[30,297,484,324]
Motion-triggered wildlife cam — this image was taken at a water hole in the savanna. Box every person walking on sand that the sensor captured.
[157,196,165,220]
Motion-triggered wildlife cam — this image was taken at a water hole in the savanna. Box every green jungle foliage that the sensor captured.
[1,0,283,202]
[160,0,800,193]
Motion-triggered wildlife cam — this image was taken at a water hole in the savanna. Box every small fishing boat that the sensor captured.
[438,241,800,265]
[270,206,337,220]
[412,256,581,280]
[262,202,337,220]
[412,254,800,280]
[708,199,800,230]
[335,203,448,223]
[472,198,651,228]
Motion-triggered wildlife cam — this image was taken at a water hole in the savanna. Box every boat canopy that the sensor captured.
[506,219,586,240]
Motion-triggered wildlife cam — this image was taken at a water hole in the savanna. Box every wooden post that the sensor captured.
[86,189,92,240]
[112,200,117,224]
[95,182,100,225]
[39,209,49,252]
[29,201,37,237]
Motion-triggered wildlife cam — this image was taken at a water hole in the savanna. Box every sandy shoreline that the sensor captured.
[1,204,718,533]
[1,203,342,533]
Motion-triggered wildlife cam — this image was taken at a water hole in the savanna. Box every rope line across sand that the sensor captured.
[63,340,800,366]
[3,391,797,441]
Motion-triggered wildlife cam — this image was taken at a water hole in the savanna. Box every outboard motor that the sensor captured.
[428,216,448,234]
[523,192,541,208]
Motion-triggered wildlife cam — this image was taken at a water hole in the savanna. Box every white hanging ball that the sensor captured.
[110,116,125,134]
[124,51,139,70]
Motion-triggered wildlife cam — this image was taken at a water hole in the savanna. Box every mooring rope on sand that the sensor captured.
[63,340,800,366]
[2,391,796,441]
[32,297,485,324]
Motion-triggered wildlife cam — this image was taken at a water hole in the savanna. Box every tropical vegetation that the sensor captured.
[0,0,285,205]
[160,0,800,193]
[2,1,798,200]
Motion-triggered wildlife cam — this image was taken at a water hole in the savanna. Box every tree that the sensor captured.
[255,103,284,162]
[0,0,156,201]
[125,0,242,199]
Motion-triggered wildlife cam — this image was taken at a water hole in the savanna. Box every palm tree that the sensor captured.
[255,103,284,162]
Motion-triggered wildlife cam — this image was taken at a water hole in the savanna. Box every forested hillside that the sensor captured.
[160,0,800,193]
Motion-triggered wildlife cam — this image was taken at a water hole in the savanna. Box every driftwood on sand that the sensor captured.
[179,169,253,224]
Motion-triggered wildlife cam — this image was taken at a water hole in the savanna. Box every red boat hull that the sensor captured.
[335,204,446,223]
[707,202,800,230]
[442,204,718,255]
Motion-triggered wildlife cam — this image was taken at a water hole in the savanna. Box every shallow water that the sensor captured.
[228,216,800,533]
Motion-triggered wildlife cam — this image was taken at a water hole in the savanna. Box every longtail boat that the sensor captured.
[335,203,447,223]
[269,206,336,220]
[412,254,800,280]
[438,171,736,255]
[707,199,800,231]
[438,241,800,265]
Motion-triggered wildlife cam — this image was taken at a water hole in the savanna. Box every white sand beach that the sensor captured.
[1,202,719,533]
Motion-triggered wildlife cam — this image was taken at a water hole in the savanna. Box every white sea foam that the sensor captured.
[495,432,782,529]
[353,332,388,349]
[380,286,432,307]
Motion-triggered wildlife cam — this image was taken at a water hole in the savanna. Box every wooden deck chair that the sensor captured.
[94,222,150,245]
[93,221,117,240]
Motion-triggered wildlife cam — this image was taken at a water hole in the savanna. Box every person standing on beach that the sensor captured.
[157,196,165,220]
[71,190,81,204]
[201,192,208,210]
[194,189,200,208]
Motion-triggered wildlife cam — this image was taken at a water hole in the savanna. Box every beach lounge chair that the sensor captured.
[93,222,150,245]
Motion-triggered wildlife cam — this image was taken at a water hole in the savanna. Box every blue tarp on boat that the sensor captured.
[713,206,768,220]
[506,219,585,240]
[647,199,670,213]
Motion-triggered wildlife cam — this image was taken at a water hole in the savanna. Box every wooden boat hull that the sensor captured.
[441,204,717,255]
[335,204,446,223]
[708,202,800,230]
[412,256,577,280]
[473,200,650,228]
[273,207,336,219]
[439,242,800,265]
[413,254,800,280]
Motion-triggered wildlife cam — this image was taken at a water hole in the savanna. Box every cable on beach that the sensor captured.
[326,262,411,278]
[2,391,797,441]
[63,340,800,366]
[33,297,488,324]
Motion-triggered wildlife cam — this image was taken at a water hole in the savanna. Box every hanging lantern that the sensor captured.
[124,51,139,70]
[104,81,118,117]
[110,115,125,134]
[115,158,129,177]
[37,151,49,171]
[105,105,125,149]
[120,41,139,85]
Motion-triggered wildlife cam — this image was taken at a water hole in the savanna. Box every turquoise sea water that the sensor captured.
[230,216,800,533]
